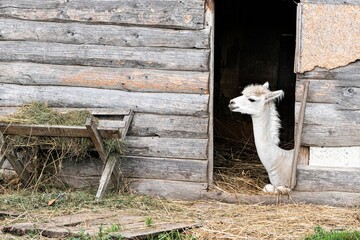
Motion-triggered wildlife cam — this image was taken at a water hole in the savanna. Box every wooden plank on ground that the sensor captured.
[295,165,360,192]
[295,102,360,146]
[0,19,209,48]
[0,41,210,71]
[0,0,205,30]
[0,62,209,94]
[204,190,360,207]
[0,84,209,116]
[2,211,201,239]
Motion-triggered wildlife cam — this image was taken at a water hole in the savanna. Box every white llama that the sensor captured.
[228,82,294,194]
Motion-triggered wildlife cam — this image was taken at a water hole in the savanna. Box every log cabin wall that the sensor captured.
[294,0,360,192]
[0,0,213,198]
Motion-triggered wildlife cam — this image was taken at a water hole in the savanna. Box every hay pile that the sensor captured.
[0,102,125,190]
[213,136,269,195]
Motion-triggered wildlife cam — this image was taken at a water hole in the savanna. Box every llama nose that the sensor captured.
[229,100,235,105]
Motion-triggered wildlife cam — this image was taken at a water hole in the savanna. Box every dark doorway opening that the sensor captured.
[213,0,297,193]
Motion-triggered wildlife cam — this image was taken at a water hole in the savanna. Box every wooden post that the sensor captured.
[95,154,117,199]
[85,117,108,163]
[290,81,310,189]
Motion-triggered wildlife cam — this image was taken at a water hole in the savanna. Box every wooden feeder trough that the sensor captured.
[0,108,134,200]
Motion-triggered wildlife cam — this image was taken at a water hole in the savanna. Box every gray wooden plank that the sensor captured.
[0,18,209,48]
[295,165,360,192]
[204,190,360,207]
[126,137,208,160]
[128,113,208,138]
[295,102,360,146]
[96,155,118,200]
[59,157,208,188]
[120,156,207,182]
[128,179,208,201]
[0,84,209,116]
[0,41,210,71]
[296,79,360,108]
[0,62,209,94]
[0,0,205,30]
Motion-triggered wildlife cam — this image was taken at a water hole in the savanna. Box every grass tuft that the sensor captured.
[305,225,360,240]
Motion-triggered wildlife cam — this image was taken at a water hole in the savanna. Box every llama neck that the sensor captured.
[251,103,283,168]
[251,103,281,146]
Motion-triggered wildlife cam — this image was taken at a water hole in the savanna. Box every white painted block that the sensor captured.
[309,147,360,167]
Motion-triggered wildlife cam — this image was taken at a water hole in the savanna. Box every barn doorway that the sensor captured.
[213,0,297,193]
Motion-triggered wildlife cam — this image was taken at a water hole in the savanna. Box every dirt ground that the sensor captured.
[0,190,359,240]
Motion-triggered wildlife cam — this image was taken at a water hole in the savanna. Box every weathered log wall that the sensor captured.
[0,0,211,193]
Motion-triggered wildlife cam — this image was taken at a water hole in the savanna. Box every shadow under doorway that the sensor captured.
[213,0,297,194]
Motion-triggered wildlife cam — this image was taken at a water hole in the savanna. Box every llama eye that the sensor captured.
[248,98,256,102]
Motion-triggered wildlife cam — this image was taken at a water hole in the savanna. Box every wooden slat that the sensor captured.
[0,41,210,72]
[120,156,208,182]
[0,108,209,138]
[59,157,207,188]
[298,146,310,165]
[0,124,121,139]
[204,191,360,207]
[291,81,309,188]
[126,137,208,160]
[295,103,360,146]
[296,79,360,108]
[129,113,208,138]
[0,0,205,30]
[128,179,208,201]
[96,155,117,200]
[85,118,107,162]
[0,62,209,94]
[0,19,209,49]
[0,84,209,116]
[296,165,360,192]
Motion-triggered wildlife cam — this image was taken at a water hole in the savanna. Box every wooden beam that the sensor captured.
[0,41,210,72]
[0,84,209,116]
[95,155,117,200]
[0,0,205,30]
[296,165,360,192]
[0,62,209,94]
[291,81,309,188]
[85,117,107,163]
[0,19,209,48]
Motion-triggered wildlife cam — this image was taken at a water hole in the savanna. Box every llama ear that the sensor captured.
[263,82,269,89]
[265,90,284,103]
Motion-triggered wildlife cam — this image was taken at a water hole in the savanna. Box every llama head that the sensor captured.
[228,82,284,116]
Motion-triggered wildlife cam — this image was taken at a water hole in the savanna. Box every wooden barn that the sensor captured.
[0,0,359,206]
